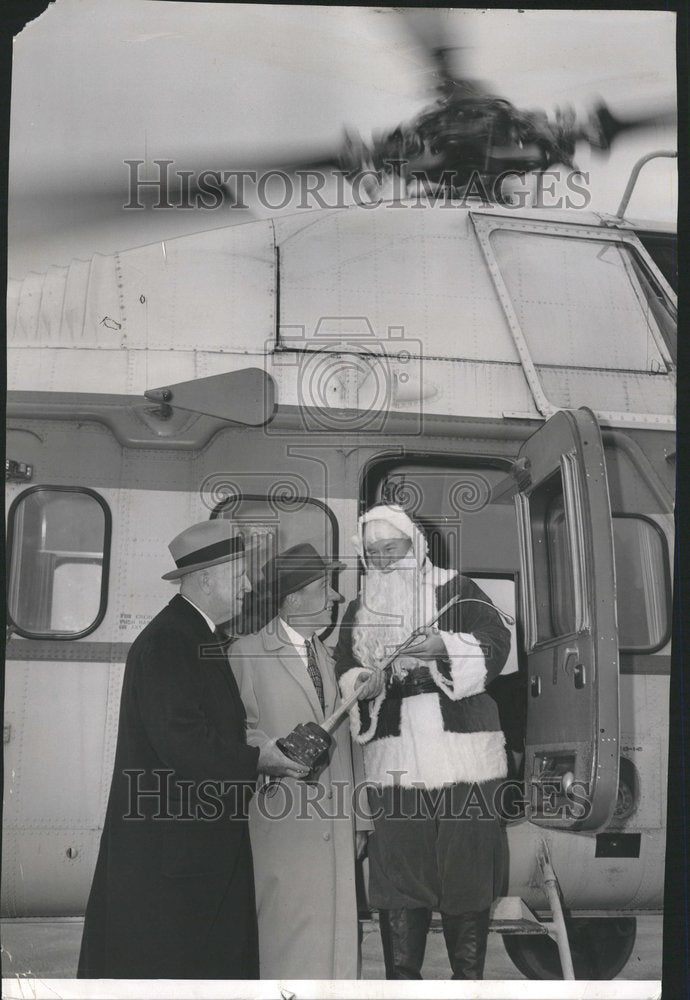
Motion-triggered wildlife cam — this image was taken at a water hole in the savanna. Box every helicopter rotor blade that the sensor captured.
[17,142,349,233]
[584,100,677,149]
[395,8,494,100]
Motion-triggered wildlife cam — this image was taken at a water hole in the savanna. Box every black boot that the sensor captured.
[379,907,432,979]
[441,909,491,979]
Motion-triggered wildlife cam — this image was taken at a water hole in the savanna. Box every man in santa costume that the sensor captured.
[334,503,510,980]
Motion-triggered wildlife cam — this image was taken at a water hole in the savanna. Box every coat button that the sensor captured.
[323,832,331,841]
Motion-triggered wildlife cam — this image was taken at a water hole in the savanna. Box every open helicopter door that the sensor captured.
[514,407,619,831]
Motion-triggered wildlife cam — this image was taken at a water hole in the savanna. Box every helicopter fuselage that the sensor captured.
[4,200,675,978]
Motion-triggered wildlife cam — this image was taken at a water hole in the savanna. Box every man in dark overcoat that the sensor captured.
[78,519,306,979]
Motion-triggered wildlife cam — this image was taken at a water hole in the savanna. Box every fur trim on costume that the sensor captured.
[338,667,387,745]
[428,631,487,700]
[361,693,507,787]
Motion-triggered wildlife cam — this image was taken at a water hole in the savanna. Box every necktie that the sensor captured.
[304,638,325,712]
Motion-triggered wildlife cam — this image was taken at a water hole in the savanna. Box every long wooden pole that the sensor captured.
[321,682,369,733]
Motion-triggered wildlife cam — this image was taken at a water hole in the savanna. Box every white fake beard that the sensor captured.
[352,560,434,673]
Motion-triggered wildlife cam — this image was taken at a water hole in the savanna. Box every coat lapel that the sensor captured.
[262,617,325,721]
[171,595,241,704]
[215,646,243,702]
[207,636,246,706]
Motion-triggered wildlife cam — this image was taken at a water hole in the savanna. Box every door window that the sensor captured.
[543,491,577,641]
[519,458,587,649]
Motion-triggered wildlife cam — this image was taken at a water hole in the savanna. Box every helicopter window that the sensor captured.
[613,515,671,653]
[211,493,338,636]
[625,253,677,363]
[6,487,111,640]
[489,231,675,373]
[636,233,677,294]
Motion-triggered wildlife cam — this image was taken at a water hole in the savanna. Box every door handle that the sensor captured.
[563,648,586,688]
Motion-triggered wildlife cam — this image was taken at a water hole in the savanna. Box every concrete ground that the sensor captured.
[1,914,662,981]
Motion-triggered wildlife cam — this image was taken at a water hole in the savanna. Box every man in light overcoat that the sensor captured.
[231,542,372,980]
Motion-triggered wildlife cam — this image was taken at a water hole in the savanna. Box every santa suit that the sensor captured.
[334,505,510,979]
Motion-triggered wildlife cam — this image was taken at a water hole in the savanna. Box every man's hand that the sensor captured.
[258,738,310,780]
[401,627,447,661]
[355,669,385,700]
[355,831,369,860]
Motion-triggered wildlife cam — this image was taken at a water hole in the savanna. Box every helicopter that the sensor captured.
[4,5,677,986]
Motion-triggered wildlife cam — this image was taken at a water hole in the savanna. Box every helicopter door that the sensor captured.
[514,407,619,831]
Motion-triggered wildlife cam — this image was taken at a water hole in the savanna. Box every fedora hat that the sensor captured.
[162,519,255,581]
[261,542,345,601]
